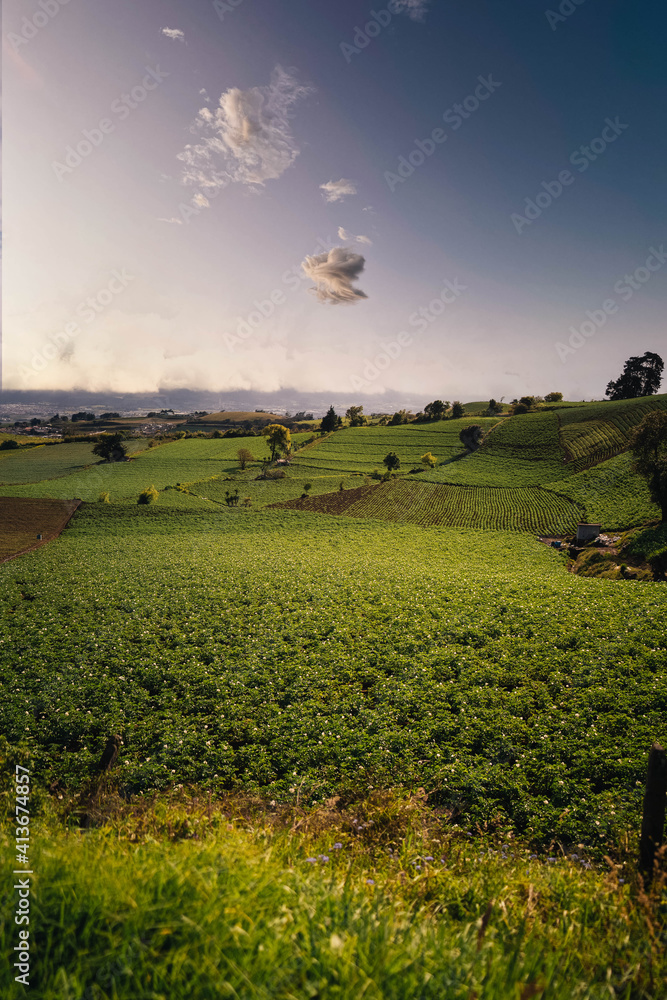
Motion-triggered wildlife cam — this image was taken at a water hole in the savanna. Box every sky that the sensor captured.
[3,0,667,402]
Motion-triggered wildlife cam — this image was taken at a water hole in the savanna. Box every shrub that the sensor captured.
[98,491,110,504]
[0,439,19,450]
[138,485,159,505]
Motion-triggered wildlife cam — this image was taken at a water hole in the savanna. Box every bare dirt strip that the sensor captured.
[0,497,82,563]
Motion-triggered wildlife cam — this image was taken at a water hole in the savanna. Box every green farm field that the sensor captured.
[1,397,666,998]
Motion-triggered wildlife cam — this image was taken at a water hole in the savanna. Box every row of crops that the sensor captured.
[272,479,584,534]
[557,395,667,470]
[289,419,500,476]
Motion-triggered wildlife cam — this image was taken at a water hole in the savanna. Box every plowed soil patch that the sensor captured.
[0,497,81,561]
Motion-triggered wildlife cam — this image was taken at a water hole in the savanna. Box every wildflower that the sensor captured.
[332,843,343,850]
[306,858,317,864]
[366,879,375,885]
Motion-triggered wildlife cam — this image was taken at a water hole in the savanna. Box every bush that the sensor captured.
[98,492,110,504]
[0,439,19,450]
[138,485,159,505]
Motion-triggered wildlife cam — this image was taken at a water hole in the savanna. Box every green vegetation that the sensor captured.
[1,504,666,853]
[1,394,666,997]
[1,793,664,1000]
[273,480,583,533]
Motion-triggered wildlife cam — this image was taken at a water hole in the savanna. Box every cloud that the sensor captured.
[389,0,430,20]
[320,179,357,203]
[337,226,372,245]
[161,27,185,41]
[158,217,184,225]
[177,66,312,193]
[301,246,368,304]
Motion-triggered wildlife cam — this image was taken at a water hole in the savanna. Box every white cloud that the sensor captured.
[157,217,183,225]
[161,27,185,41]
[177,66,312,193]
[320,179,357,203]
[301,246,368,304]
[338,226,372,245]
[389,0,430,20]
[192,192,209,207]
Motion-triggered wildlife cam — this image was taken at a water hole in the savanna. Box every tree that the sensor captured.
[92,433,127,462]
[346,405,366,426]
[321,406,339,433]
[262,424,291,460]
[0,439,19,450]
[383,452,400,472]
[451,401,464,419]
[459,425,483,452]
[237,447,254,470]
[389,409,411,425]
[424,400,448,421]
[138,484,159,504]
[519,396,535,410]
[629,410,667,520]
[421,452,437,468]
[544,392,563,403]
[606,352,664,400]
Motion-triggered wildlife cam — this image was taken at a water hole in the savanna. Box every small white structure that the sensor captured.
[576,523,602,544]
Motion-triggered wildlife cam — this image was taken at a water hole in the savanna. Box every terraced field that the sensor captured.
[272,479,583,533]
[289,419,500,476]
[557,394,667,470]
[546,452,661,529]
[415,411,571,487]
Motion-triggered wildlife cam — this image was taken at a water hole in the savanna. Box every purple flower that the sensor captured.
[366,879,375,885]
[306,857,317,863]
[424,856,434,861]
[332,843,343,850]
[318,855,330,863]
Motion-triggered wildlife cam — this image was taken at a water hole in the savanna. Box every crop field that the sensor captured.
[546,452,661,529]
[289,419,500,475]
[0,442,99,484]
[0,436,283,502]
[557,394,667,470]
[0,497,80,560]
[272,479,583,533]
[1,503,666,857]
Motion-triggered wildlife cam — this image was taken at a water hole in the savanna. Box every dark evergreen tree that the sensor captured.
[606,352,664,400]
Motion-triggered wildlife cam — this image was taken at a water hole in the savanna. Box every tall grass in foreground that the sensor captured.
[1,791,665,999]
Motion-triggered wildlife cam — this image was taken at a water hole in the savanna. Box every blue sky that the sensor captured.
[3,0,666,400]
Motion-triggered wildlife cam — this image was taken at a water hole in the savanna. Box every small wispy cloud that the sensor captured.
[158,217,184,224]
[301,246,368,304]
[177,66,312,194]
[161,27,185,41]
[338,226,372,245]
[389,0,430,20]
[320,179,357,203]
